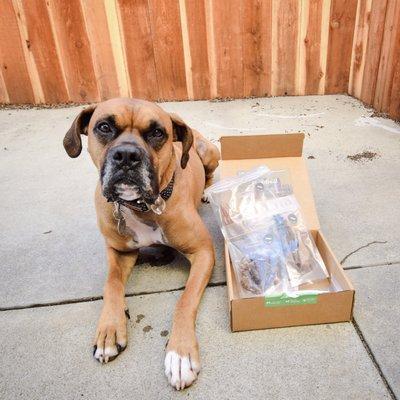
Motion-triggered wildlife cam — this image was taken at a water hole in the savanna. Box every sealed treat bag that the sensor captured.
[273,211,328,287]
[206,165,271,240]
[227,222,290,297]
[206,166,329,298]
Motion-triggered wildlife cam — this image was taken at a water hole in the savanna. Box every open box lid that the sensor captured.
[219,133,320,231]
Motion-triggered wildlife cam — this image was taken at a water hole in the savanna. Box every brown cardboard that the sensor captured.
[220,133,355,332]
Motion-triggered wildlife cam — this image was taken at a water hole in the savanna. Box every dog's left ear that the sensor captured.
[170,113,193,169]
[63,105,96,158]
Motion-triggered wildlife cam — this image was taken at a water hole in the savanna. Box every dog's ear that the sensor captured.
[63,105,96,158]
[170,113,193,169]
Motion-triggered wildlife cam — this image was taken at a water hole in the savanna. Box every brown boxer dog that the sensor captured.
[63,98,220,390]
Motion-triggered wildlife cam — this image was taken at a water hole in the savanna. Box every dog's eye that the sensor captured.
[152,128,164,138]
[97,122,111,133]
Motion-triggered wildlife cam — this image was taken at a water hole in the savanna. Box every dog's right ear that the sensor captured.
[63,105,96,158]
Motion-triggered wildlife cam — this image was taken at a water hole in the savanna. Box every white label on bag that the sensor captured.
[267,195,299,214]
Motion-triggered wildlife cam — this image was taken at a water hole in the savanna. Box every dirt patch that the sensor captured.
[136,314,145,323]
[143,325,153,333]
[347,151,379,163]
[0,102,87,110]
[370,110,390,119]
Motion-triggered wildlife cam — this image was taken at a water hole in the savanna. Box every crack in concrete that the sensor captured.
[352,318,397,400]
[344,261,400,270]
[340,241,388,265]
[0,281,227,312]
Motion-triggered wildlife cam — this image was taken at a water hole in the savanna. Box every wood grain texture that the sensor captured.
[0,0,34,103]
[242,0,272,97]
[184,0,210,99]
[360,0,388,105]
[148,0,187,100]
[81,0,119,100]
[373,0,400,112]
[48,0,99,102]
[21,0,68,103]
[348,0,371,98]
[304,0,324,94]
[0,68,9,103]
[272,0,299,96]
[325,0,358,93]
[212,0,244,98]
[381,0,400,116]
[0,0,399,120]
[118,0,158,100]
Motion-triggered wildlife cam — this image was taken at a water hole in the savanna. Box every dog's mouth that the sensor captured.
[101,162,159,206]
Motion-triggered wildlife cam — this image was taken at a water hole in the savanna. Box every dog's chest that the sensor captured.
[122,208,164,249]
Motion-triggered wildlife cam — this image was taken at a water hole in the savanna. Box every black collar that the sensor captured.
[117,173,175,213]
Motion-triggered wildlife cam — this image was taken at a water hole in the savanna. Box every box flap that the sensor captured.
[220,133,304,160]
[219,133,319,230]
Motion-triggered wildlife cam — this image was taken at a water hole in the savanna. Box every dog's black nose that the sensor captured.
[111,145,141,167]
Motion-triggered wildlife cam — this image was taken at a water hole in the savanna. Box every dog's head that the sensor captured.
[63,98,193,205]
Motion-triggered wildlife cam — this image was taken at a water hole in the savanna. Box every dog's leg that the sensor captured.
[164,235,214,390]
[93,246,138,363]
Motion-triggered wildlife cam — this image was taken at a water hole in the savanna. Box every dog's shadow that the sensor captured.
[136,245,189,268]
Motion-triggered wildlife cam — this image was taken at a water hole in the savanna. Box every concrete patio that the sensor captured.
[0,95,399,399]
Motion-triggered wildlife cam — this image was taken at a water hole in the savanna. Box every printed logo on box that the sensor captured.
[264,293,318,307]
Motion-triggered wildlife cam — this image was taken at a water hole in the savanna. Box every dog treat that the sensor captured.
[239,257,263,294]
[206,166,329,298]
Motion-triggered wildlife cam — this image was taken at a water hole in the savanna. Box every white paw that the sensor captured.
[164,351,200,390]
[93,345,120,364]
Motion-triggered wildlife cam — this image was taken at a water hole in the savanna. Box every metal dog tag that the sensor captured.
[113,202,126,235]
[150,196,166,215]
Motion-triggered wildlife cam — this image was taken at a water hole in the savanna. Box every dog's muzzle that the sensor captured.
[101,143,159,205]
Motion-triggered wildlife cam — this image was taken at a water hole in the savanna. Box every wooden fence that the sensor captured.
[0,0,399,119]
[349,0,400,119]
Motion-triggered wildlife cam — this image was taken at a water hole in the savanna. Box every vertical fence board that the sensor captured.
[389,50,400,119]
[147,0,187,101]
[48,0,99,102]
[213,0,244,98]
[242,0,272,97]
[81,0,120,100]
[0,0,34,103]
[21,0,68,103]
[359,0,388,105]
[118,0,157,100]
[348,0,372,98]
[304,0,324,94]
[184,0,210,99]
[325,0,358,93]
[373,0,400,112]
[104,0,130,97]
[272,0,299,96]
[0,69,9,103]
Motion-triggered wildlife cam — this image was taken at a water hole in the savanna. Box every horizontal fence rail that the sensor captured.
[0,0,398,119]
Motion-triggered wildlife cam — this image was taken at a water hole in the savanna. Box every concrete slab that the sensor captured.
[162,95,400,268]
[1,95,400,307]
[349,265,400,397]
[0,106,224,308]
[0,286,390,400]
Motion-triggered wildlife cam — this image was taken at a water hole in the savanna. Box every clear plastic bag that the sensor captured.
[205,166,329,298]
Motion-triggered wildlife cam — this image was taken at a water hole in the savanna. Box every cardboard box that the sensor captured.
[220,133,355,332]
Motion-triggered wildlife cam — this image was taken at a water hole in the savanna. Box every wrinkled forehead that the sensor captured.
[90,98,172,131]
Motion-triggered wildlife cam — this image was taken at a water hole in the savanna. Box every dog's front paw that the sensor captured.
[164,333,201,390]
[93,306,128,364]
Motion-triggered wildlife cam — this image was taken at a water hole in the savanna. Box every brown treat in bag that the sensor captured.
[239,257,263,295]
